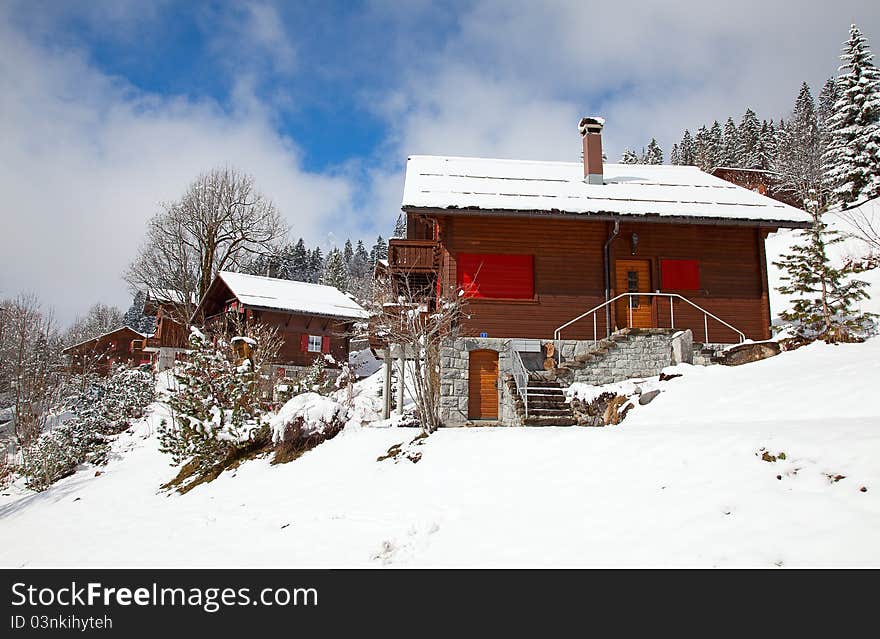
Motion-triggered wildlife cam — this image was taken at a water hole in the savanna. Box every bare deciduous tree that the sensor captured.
[64,303,124,347]
[125,167,287,325]
[0,294,64,457]
[838,197,880,256]
[368,276,467,434]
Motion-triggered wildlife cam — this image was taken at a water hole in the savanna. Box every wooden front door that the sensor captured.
[615,259,652,329]
[468,349,499,420]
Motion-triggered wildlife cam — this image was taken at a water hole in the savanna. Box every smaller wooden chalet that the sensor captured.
[192,271,369,376]
[62,326,151,375]
[710,167,802,209]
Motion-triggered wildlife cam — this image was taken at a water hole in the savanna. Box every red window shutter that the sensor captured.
[300,334,309,352]
[456,254,533,299]
[321,336,330,353]
[661,259,700,290]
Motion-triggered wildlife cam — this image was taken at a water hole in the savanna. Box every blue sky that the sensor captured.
[1,0,878,323]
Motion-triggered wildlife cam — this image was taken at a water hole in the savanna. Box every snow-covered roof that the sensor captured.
[62,326,150,353]
[402,155,809,226]
[211,271,369,320]
[147,288,199,305]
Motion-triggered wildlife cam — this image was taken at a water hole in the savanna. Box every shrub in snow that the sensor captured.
[158,324,280,472]
[19,366,155,490]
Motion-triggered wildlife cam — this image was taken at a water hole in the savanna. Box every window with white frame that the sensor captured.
[307,335,323,353]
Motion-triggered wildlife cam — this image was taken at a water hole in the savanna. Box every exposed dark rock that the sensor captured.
[639,389,661,405]
[718,341,781,366]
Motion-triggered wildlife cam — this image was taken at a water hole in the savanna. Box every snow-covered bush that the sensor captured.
[19,417,110,490]
[18,366,155,490]
[158,324,280,473]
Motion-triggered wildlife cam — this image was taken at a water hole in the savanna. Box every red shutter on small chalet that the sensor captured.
[300,334,309,352]
[321,336,330,353]
[457,254,534,299]
[661,259,700,290]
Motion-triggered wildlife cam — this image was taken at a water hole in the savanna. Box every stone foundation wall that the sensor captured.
[558,329,692,385]
[439,337,519,427]
[437,330,692,427]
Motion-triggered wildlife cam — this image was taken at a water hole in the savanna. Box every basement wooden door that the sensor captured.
[468,349,499,420]
[615,259,652,329]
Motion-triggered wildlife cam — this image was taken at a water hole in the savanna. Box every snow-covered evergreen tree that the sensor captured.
[817,77,839,192]
[721,117,739,166]
[321,248,349,291]
[773,82,822,208]
[824,24,880,206]
[756,119,777,171]
[342,239,354,270]
[679,129,696,165]
[620,148,639,164]
[694,125,710,169]
[773,194,873,344]
[644,138,663,165]
[370,235,388,264]
[737,108,762,168]
[670,143,680,165]
[308,247,324,284]
[350,240,370,279]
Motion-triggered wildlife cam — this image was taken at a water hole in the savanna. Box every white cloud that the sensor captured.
[0,12,352,324]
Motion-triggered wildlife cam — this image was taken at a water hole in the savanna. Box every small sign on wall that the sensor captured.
[480,332,488,338]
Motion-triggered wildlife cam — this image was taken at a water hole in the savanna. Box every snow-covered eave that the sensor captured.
[401,205,812,229]
[235,302,369,322]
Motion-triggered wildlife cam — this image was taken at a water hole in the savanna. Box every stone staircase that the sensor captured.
[522,377,577,426]
[692,342,726,366]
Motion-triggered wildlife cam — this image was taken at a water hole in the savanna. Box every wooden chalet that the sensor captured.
[385,116,811,426]
[142,290,190,370]
[62,326,151,375]
[392,118,809,344]
[192,271,369,377]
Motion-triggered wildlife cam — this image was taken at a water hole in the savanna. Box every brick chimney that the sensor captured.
[578,116,605,185]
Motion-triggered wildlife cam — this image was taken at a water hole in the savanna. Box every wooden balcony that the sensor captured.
[388,239,439,273]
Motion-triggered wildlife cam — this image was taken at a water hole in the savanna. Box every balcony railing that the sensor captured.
[388,239,439,273]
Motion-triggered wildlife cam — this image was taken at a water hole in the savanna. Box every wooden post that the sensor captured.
[396,348,406,416]
[382,350,392,420]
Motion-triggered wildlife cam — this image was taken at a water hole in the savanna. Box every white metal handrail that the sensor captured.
[553,292,746,345]
[509,345,530,418]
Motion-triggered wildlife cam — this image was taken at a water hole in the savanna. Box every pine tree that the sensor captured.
[350,240,370,279]
[370,235,388,264]
[824,24,880,206]
[321,248,349,291]
[679,129,696,165]
[721,117,739,166]
[289,238,310,281]
[342,239,354,270]
[702,120,724,171]
[393,213,407,239]
[644,138,663,164]
[773,195,873,344]
[817,77,839,199]
[123,291,153,334]
[773,82,821,208]
[756,119,776,171]
[694,126,710,170]
[737,108,762,168]
[308,247,324,284]
[670,143,681,165]
[620,148,639,164]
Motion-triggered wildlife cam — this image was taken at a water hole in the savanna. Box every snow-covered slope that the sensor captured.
[1,340,878,567]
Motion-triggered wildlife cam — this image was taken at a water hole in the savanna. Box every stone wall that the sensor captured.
[438,329,692,427]
[556,329,692,386]
[439,337,519,427]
